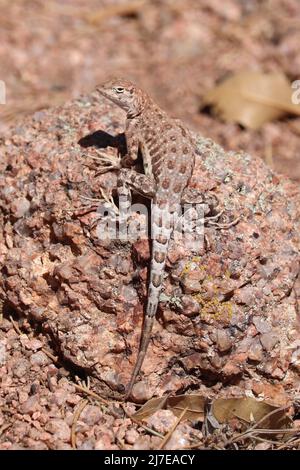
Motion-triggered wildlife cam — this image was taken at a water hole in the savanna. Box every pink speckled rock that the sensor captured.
[0,91,299,407]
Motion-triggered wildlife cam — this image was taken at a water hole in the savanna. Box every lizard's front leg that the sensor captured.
[118,168,155,200]
[121,118,140,168]
[81,121,140,174]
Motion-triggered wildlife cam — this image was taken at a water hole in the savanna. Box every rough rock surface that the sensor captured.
[0,91,300,414]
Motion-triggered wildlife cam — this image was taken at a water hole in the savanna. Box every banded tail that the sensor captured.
[126,200,178,398]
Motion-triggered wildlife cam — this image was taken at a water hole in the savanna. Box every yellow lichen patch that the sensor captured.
[195,295,233,322]
[181,257,233,322]
[180,256,205,277]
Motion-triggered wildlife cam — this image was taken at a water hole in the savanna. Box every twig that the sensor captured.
[250,435,276,446]
[122,404,164,439]
[85,1,147,26]
[73,383,111,407]
[208,216,240,229]
[277,437,300,450]
[158,407,188,450]
[42,348,59,363]
[247,428,298,434]
[9,315,22,335]
[71,399,88,449]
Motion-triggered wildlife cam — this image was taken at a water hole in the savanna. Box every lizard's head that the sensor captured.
[97,78,148,117]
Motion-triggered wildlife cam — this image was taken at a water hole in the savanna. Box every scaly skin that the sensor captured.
[97,78,196,398]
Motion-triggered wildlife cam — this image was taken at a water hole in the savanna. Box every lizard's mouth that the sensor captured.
[97,89,128,111]
[96,87,108,99]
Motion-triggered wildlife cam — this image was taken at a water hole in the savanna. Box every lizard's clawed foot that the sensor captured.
[206,215,240,230]
[77,189,119,231]
[82,149,121,174]
[80,188,119,215]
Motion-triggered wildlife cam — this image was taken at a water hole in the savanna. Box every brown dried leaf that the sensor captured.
[167,394,205,421]
[132,394,205,422]
[131,395,169,421]
[212,397,291,429]
[203,71,300,129]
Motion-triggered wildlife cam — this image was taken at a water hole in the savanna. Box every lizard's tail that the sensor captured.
[125,202,174,398]
[125,242,168,398]
[125,313,155,399]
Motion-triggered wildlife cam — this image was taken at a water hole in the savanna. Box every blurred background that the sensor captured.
[0,0,300,181]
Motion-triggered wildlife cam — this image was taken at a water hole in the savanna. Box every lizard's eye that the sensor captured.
[114,87,124,93]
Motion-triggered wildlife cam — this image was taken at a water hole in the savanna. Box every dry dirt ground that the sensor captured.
[0,0,300,180]
[0,0,300,451]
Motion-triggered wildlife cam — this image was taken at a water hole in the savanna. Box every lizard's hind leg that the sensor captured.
[181,187,219,209]
[117,169,156,241]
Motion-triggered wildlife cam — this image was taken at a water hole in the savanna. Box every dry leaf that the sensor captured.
[203,71,300,129]
[132,395,169,421]
[212,397,291,429]
[132,394,290,431]
[132,394,205,422]
[167,395,205,421]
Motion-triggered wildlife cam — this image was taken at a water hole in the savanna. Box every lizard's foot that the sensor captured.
[206,216,240,230]
[181,189,239,229]
[77,190,119,231]
[80,188,119,215]
[83,149,121,174]
[205,209,225,222]
[181,187,219,209]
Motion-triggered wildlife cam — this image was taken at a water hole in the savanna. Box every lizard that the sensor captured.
[96,78,208,398]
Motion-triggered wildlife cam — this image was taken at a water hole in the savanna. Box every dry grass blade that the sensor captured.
[129,394,204,440]
[167,395,205,421]
[73,380,126,421]
[41,348,59,363]
[225,427,299,448]
[9,315,22,335]
[158,407,188,450]
[73,383,111,407]
[277,436,300,450]
[72,383,164,439]
[71,399,88,449]
[122,405,164,439]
